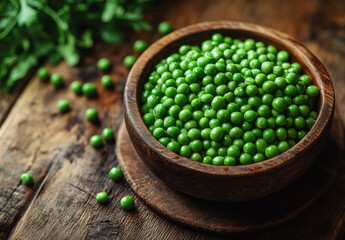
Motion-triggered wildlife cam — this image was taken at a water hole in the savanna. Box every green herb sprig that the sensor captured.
[0,0,152,91]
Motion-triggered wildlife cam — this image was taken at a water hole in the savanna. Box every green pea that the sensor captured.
[263,128,276,144]
[50,73,63,88]
[153,104,167,118]
[278,141,290,153]
[158,21,172,35]
[191,152,202,162]
[287,105,300,117]
[180,145,192,157]
[239,153,253,165]
[167,127,179,138]
[109,167,122,181]
[230,112,243,125]
[133,40,148,53]
[223,156,235,166]
[229,126,243,139]
[211,156,223,165]
[210,127,224,141]
[272,97,287,112]
[167,141,180,153]
[297,131,307,141]
[306,85,319,97]
[97,58,111,71]
[120,196,134,210]
[201,128,211,140]
[175,94,188,106]
[21,173,34,186]
[306,117,315,129]
[178,109,191,122]
[243,110,258,122]
[276,127,287,140]
[262,93,274,105]
[216,109,229,123]
[96,192,108,203]
[256,138,268,154]
[277,51,289,62]
[253,153,265,163]
[86,108,99,122]
[243,131,256,143]
[184,120,197,130]
[82,83,97,98]
[90,135,103,148]
[188,128,201,140]
[58,99,69,113]
[124,55,136,68]
[189,139,202,152]
[100,128,114,141]
[265,145,280,158]
[203,156,213,164]
[211,96,225,110]
[243,142,256,156]
[101,75,113,89]
[204,64,217,76]
[286,72,298,85]
[38,67,50,81]
[284,85,298,97]
[262,81,277,93]
[294,116,306,130]
[70,81,83,94]
[261,61,274,74]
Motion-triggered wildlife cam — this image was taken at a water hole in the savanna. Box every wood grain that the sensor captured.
[0,0,344,239]
[124,21,335,201]
[117,112,342,233]
[0,72,32,127]
[0,45,128,239]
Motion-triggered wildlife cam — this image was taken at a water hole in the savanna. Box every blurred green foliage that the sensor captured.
[0,0,152,91]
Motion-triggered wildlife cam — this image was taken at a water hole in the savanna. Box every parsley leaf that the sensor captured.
[0,0,153,92]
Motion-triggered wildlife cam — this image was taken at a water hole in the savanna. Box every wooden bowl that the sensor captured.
[124,21,335,202]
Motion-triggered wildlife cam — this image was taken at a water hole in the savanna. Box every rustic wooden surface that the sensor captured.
[0,0,345,239]
[117,113,342,234]
[124,21,335,202]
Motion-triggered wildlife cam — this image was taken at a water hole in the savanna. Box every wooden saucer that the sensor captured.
[116,113,343,234]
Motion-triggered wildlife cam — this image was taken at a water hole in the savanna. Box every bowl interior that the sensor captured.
[127,22,333,175]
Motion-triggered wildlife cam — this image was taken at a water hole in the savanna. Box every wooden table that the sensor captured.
[1,0,344,239]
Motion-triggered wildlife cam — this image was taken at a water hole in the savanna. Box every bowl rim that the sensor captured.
[124,21,335,177]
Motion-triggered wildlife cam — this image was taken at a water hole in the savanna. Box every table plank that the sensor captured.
[0,45,130,238]
[0,73,32,127]
[1,0,345,239]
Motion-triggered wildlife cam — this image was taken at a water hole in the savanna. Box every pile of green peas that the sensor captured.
[140,33,319,166]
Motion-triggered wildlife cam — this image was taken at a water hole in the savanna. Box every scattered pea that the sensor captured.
[133,40,148,53]
[109,167,122,181]
[101,75,113,89]
[124,55,136,68]
[50,73,63,87]
[120,196,134,210]
[102,128,114,141]
[96,192,108,203]
[57,99,69,113]
[70,81,83,94]
[97,58,111,71]
[37,67,49,81]
[90,135,103,147]
[85,108,98,122]
[158,21,172,35]
[82,83,97,98]
[21,173,33,186]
